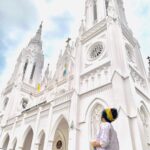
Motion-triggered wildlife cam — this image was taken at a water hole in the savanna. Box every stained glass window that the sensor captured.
[88,43,104,60]
[140,105,150,144]
[91,105,103,139]
[126,44,135,64]
[63,63,67,77]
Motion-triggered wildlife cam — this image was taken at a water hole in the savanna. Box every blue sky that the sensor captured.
[0,0,150,92]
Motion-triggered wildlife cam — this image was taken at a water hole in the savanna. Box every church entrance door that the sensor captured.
[52,118,69,150]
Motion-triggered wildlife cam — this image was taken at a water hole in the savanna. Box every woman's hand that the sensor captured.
[90,140,101,147]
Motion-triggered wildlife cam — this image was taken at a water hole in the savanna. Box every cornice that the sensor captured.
[121,23,139,47]
[81,19,107,44]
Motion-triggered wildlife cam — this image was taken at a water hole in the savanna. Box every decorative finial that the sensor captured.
[66,37,71,45]
[40,21,43,28]
[147,56,150,65]
[45,63,50,77]
[147,56,150,78]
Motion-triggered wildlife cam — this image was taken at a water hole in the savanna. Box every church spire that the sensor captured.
[28,22,43,51]
[35,21,43,41]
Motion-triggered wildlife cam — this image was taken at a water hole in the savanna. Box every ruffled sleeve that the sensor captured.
[99,123,111,148]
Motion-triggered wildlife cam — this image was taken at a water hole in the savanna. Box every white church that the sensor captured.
[0,0,150,149]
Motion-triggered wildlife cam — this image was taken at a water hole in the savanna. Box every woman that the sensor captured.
[90,108,119,150]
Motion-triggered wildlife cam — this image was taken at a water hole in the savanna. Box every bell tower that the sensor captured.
[76,0,150,150]
[7,23,44,88]
[84,0,128,30]
[0,23,44,127]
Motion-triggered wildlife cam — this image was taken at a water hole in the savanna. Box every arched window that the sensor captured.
[38,131,45,150]
[2,134,10,150]
[30,63,36,80]
[105,0,109,13]
[12,138,17,150]
[93,0,97,22]
[140,105,150,145]
[63,63,68,77]
[91,104,103,139]
[87,42,104,60]
[22,60,28,80]
[125,44,135,64]
[22,128,33,150]
[3,97,9,110]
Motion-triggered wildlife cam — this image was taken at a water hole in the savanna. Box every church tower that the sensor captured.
[7,22,44,87]
[0,23,44,125]
[76,0,150,150]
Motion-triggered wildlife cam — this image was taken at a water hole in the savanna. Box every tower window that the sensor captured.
[139,105,150,144]
[22,98,28,109]
[93,0,97,22]
[30,63,36,80]
[22,60,28,80]
[125,44,136,64]
[105,0,109,15]
[3,97,9,110]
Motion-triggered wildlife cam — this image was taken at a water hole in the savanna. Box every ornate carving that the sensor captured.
[147,56,150,79]
[81,19,107,43]
[87,42,104,61]
[80,61,111,93]
[130,66,146,90]
[91,105,103,139]
[107,0,117,19]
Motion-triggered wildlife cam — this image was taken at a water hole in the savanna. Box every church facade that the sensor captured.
[0,0,150,150]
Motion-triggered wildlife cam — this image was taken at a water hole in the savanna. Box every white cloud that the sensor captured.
[124,0,150,71]
[0,0,150,94]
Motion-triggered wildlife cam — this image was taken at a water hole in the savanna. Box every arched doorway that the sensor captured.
[38,131,45,150]
[22,128,33,150]
[12,138,17,150]
[2,134,10,150]
[52,118,69,150]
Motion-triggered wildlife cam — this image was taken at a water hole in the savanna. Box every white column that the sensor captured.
[68,92,79,150]
[43,104,53,150]
[46,140,53,150]
[0,127,4,149]
[130,118,143,150]
[34,143,40,150]
[31,107,42,150]
[7,117,18,150]
[17,113,26,149]
[17,146,23,150]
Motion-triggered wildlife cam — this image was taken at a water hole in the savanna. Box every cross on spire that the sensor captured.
[40,21,43,29]
[66,37,71,45]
